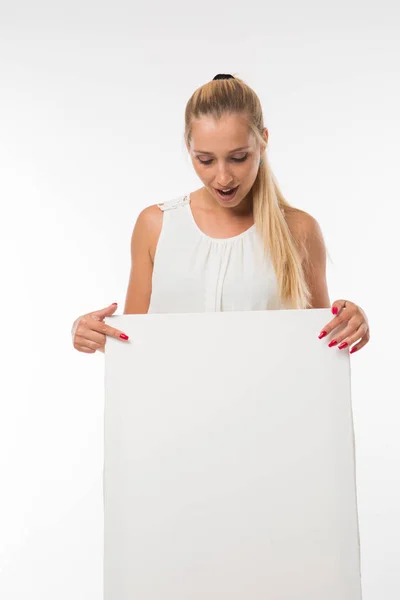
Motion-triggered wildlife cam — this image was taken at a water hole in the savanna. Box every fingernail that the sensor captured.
[332,306,338,315]
[120,333,129,340]
[318,330,327,339]
[338,342,348,349]
[350,346,358,354]
[328,339,337,347]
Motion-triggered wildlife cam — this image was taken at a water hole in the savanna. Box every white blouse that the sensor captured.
[147,193,285,314]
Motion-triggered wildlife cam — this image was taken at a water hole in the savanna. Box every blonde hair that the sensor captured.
[183,75,312,309]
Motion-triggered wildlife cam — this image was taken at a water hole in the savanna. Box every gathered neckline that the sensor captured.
[184,194,256,243]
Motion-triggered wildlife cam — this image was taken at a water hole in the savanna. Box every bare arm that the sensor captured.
[123,205,162,314]
[287,209,331,309]
[303,215,330,308]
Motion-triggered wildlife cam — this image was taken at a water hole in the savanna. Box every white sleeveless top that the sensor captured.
[147,193,285,313]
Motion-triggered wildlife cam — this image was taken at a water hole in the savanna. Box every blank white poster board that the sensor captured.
[104,309,362,599]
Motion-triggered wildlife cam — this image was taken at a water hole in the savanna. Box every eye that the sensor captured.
[197,154,248,166]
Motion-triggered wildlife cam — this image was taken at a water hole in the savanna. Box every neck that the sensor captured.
[198,186,254,219]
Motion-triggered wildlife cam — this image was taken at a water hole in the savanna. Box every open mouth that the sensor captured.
[215,186,239,200]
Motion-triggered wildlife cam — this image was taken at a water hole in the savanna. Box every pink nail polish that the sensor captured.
[332,306,338,315]
[328,339,337,347]
[120,333,129,340]
[338,342,348,349]
[318,330,327,339]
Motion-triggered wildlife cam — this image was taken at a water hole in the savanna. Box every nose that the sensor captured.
[215,163,235,187]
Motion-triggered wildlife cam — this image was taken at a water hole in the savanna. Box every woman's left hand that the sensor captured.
[318,299,370,354]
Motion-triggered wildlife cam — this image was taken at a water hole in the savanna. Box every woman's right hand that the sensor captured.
[71,302,129,354]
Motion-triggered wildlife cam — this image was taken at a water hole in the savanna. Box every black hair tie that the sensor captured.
[213,74,235,80]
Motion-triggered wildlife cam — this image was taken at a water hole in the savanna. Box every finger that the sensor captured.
[331,299,357,317]
[74,333,104,351]
[340,323,369,348]
[90,302,119,320]
[78,345,97,354]
[318,300,360,339]
[84,315,129,341]
[72,332,99,353]
[318,310,350,339]
[326,317,364,348]
[331,299,347,316]
[349,332,370,354]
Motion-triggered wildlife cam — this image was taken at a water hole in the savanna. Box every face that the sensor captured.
[187,113,268,209]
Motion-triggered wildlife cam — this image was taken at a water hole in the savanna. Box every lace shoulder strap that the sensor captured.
[157,195,190,212]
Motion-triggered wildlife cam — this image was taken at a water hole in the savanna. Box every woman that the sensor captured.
[71,73,370,354]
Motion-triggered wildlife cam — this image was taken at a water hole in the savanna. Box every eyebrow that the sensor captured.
[193,146,250,155]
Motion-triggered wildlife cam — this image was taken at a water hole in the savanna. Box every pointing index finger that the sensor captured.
[103,315,130,341]
[90,317,129,341]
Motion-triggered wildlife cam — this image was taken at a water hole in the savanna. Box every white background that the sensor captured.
[0,1,399,598]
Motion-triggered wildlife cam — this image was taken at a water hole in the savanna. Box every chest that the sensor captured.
[150,232,281,312]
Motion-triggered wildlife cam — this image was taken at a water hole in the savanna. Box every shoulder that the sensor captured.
[135,203,163,231]
[133,194,190,243]
[283,207,325,263]
[134,194,188,229]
